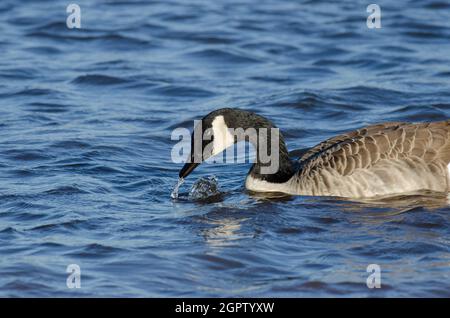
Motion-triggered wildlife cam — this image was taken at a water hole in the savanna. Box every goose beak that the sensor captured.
[179,162,200,179]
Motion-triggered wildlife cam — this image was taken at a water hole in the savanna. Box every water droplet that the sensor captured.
[188,176,220,200]
[171,177,185,199]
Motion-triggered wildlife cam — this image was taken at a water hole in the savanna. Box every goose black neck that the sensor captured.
[249,135,295,183]
[217,108,296,183]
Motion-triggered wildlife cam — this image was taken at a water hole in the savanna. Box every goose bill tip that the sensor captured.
[179,162,199,179]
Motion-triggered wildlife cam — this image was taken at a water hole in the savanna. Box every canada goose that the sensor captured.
[177,108,450,198]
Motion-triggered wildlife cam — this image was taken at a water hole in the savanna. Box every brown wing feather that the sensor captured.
[297,120,450,182]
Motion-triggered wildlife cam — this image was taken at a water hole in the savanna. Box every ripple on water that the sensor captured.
[4,149,53,162]
[185,48,262,65]
[72,74,131,86]
[150,85,217,98]
[44,185,89,195]
[28,219,93,233]
[64,243,128,259]
[24,102,70,114]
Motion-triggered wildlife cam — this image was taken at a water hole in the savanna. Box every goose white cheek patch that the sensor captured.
[211,116,235,156]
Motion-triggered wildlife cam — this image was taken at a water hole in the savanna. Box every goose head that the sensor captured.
[179,108,294,183]
[179,108,237,179]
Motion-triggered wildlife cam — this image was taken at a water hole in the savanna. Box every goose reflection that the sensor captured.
[200,216,250,247]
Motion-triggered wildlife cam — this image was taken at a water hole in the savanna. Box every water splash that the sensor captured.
[170,177,185,199]
[189,176,220,200]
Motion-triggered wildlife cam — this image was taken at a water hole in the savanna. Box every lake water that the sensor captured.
[0,0,449,297]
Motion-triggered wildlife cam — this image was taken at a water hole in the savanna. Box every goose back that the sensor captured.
[292,121,450,197]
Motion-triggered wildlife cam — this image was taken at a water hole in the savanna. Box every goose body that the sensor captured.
[179,108,450,198]
[246,121,450,197]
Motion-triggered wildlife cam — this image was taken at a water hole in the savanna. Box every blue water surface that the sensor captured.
[0,0,449,297]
